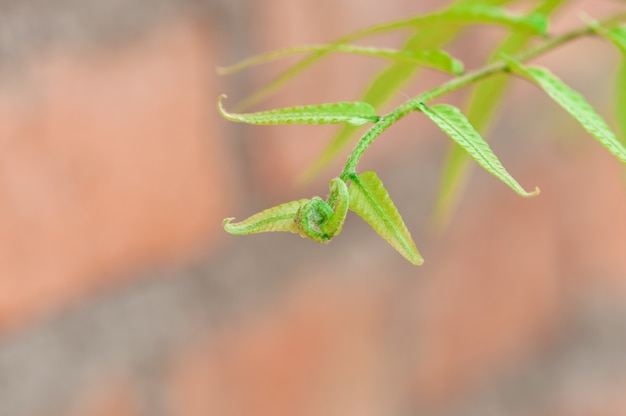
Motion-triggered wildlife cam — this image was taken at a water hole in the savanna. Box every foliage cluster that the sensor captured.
[219,0,626,265]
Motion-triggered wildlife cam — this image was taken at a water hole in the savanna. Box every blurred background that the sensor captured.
[1,0,625,415]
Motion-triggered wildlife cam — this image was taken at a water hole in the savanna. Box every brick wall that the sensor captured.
[1,1,625,415]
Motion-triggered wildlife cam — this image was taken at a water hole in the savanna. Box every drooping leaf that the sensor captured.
[219,45,463,76]
[217,95,379,126]
[419,103,539,197]
[348,171,423,265]
[223,199,309,235]
[505,56,626,165]
[434,0,565,226]
[435,40,528,225]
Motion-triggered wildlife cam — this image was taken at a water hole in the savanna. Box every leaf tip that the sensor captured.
[409,254,425,266]
[451,60,465,76]
[222,217,237,233]
[217,94,240,122]
[523,186,541,198]
[217,93,228,113]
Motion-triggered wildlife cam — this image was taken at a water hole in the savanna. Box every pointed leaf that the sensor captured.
[328,46,463,75]
[419,103,539,197]
[363,5,547,36]
[224,199,309,235]
[434,0,566,226]
[218,96,379,126]
[219,45,463,76]
[411,5,548,35]
[218,95,379,126]
[505,56,626,165]
[348,172,423,265]
[436,44,525,225]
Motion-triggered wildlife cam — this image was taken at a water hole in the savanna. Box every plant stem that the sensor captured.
[340,11,626,181]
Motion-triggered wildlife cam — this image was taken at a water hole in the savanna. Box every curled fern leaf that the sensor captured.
[295,178,349,242]
[224,199,309,235]
[224,178,350,243]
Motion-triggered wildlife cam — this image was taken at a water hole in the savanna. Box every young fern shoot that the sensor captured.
[218,1,626,265]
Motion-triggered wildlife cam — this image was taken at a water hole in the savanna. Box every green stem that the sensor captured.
[340,11,626,180]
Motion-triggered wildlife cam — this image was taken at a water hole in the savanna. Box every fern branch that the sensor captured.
[340,11,626,179]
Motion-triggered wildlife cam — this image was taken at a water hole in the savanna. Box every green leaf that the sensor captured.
[435,41,526,225]
[219,45,463,76]
[332,47,463,75]
[224,199,309,235]
[591,23,626,143]
[217,95,379,126]
[419,103,539,197]
[416,5,548,36]
[348,171,423,265]
[505,56,626,165]
[364,4,547,36]
[434,0,566,226]
[606,26,626,55]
